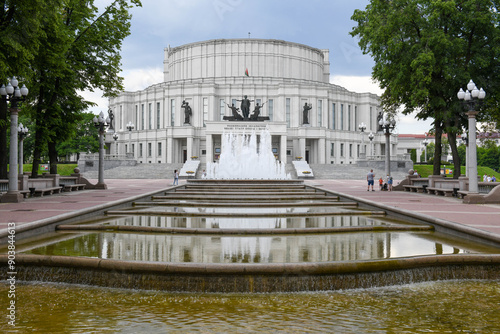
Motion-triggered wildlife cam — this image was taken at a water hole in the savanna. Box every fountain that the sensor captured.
[206,129,290,179]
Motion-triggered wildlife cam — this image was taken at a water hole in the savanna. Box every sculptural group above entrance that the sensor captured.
[223,95,270,122]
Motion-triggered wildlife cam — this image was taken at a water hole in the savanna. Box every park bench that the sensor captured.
[59,177,86,192]
[403,185,426,193]
[33,186,63,197]
[426,187,458,197]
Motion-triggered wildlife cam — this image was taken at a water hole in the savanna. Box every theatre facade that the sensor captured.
[109,39,389,165]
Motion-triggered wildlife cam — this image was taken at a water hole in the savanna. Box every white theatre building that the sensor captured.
[109,38,392,166]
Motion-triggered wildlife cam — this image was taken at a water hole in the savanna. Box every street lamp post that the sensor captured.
[457,79,486,193]
[461,133,468,177]
[0,77,29,203]
[93,111,110,189]
[379,113,396,177]
[18,123,29,174]
[126,121,134,158]
[368,132,374,157]
[358,122,366,158]
[422,138,429,163]
[112,133,118,156]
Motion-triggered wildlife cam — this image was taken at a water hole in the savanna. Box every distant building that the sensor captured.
[109,39,392,165]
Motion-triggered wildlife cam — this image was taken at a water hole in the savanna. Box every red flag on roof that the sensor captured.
[245,68,249,77]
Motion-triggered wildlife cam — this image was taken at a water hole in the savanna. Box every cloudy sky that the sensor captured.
[84,0,433,134]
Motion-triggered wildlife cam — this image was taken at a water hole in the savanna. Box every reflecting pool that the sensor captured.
[2,280,499,333]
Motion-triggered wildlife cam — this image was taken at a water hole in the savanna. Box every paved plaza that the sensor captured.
[0,178,499,242]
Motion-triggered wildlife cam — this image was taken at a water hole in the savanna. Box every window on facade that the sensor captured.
[348,105,351,131]
[132,144,135,154]
[340,104,344,130]
[135,105,138,127]
[139,143,143,157]
[141,104,145,130]
[125,144,128,153]
[157,102,161,129]
[119,105,123,130]
[340,143,344,157]
[349,144,353,157]
[317,100,322,127]
[332,103,336,129]
[148,143,152,157]
[330,143,334,157]
[268,99,274,120]
[158,142,162,156]
[357,144,360,158]
[355,106,358,130]
[286,98,291,127]
[370,106,373,131]
[220,99,225,120]
[149,103,152,129]
[203,98,208,126]
[170,99,175,126]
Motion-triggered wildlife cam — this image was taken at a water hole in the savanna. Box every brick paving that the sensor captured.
[0,178,499,242]
[306,179,500,239]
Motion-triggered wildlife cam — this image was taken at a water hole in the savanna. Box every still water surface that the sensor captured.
[1,280,499,333]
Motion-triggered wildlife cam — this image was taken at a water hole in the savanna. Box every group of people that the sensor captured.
[483,174,497,182]
[367,169,393,191]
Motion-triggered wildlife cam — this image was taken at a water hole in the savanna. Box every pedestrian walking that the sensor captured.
[173,169,179,185]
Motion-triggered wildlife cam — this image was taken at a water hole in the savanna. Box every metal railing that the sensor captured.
[79,154,135,161]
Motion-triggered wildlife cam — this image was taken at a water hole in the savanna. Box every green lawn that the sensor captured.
[414,164,499,179]
[13,164,79,176]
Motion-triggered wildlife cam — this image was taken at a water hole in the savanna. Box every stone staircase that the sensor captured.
[81,162,408,180]
[309,164,408,181]
[81,163,183,180]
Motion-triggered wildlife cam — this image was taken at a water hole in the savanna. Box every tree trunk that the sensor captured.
[0,101,8,179]
[48,140,58,174]
[448,132,461,179]
[433,125,443,175]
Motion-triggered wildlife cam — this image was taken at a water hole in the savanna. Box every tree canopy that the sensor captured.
[351,0,500,177]
[1,0,141,176]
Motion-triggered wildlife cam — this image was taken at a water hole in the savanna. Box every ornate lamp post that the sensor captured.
[358,122,366,158]
[461,132,468,177]
[126,121,134,157]
[368,132,374,157]
[457,79,486,193]
[93,111,110,189]
[422,138,429,163]
[0,77,29,203]
[112,133,119,156]
[379,113,396,177]
[18,123,29,174]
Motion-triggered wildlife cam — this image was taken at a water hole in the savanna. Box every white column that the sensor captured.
[467,111,479,192]
[187,136,193,160]
[206,134,213,163]
[318,138,326,164]
[299,138,306,161]
[280,135,287,163]
[167,137,173,163]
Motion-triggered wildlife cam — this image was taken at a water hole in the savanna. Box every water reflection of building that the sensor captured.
[98,215,396,263]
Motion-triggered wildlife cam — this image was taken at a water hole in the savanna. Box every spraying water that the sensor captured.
[206,129,290,179]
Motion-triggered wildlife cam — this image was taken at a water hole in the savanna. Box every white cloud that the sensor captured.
[123,67,163,91]
[330,75,383,95]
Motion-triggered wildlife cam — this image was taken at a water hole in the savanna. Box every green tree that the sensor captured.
[351,0,500,179]
[420,142,435,163]
[457,144,466,167]
[410,148,417,163]
[27,0,141,176]
[56,112,99,161]
[0,0,47,178]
